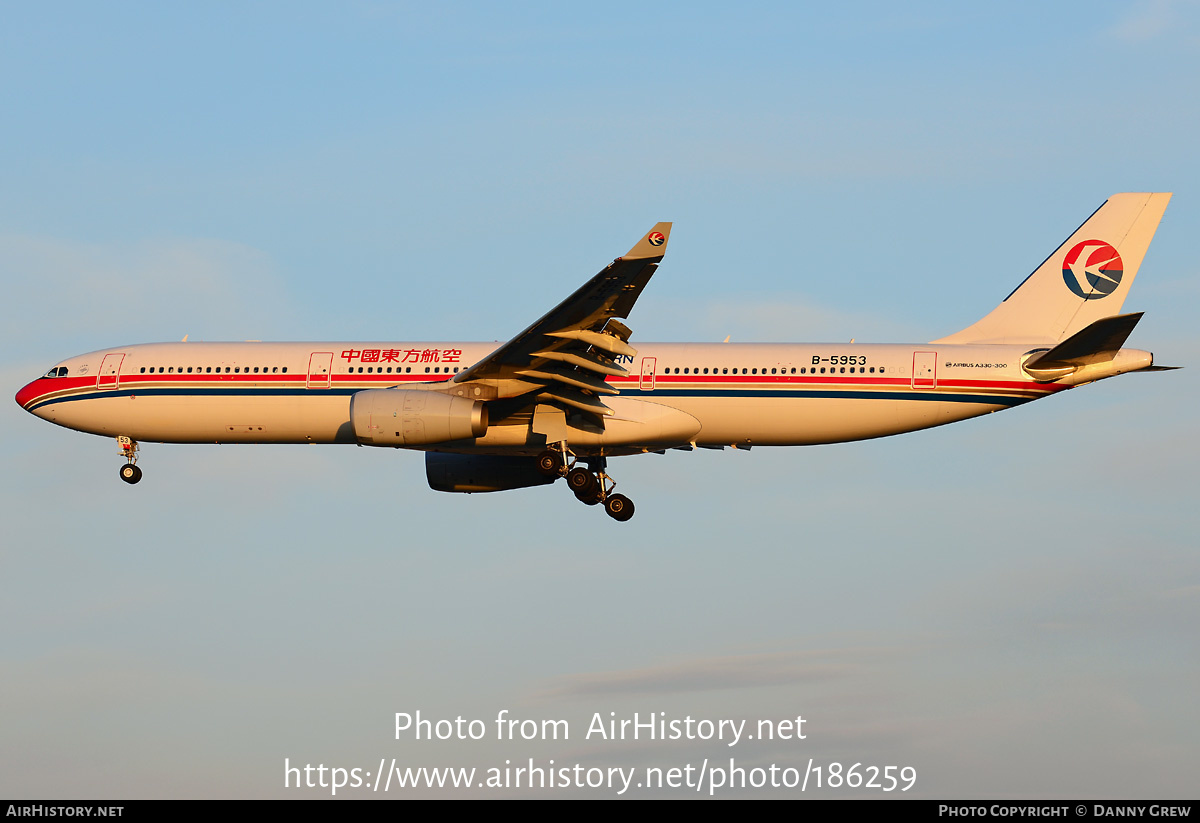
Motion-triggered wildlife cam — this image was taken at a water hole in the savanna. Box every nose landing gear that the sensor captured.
[117,436,142,484]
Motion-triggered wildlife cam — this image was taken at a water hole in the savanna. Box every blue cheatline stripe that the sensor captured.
[620,388,1035,406]
[27,384,1038,413]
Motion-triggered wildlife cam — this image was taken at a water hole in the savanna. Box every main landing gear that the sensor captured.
[536,446,635,522]
[117,436,142,485]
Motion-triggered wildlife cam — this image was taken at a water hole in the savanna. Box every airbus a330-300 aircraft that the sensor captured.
[16,193,1174,521]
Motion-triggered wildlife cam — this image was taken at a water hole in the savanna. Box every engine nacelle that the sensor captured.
[351,389,488,446]
[425,453,556,493]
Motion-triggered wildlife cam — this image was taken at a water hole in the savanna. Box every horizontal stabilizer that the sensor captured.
[1022,313,1143,380]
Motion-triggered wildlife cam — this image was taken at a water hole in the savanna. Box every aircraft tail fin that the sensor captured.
[934,193,1171,345]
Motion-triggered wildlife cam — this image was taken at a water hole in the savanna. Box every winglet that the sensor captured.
[623,222,672,260]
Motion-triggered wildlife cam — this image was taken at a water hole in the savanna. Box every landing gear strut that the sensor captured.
[117,436,142,485]
[539,446,635,521]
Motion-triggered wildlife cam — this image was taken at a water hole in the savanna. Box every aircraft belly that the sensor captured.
[42,393,354,443]
[676,396,1000,446]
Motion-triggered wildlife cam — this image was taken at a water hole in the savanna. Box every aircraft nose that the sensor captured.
[15,378,44,411]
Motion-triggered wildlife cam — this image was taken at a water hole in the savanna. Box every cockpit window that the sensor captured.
[43,366,68,378]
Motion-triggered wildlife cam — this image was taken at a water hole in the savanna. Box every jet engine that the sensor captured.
[425,453,556,493]
[351,389,488,446]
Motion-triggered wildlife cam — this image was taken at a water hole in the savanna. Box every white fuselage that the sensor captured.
[18,338,1140,455]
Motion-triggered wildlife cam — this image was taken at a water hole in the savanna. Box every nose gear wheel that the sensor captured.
[117,436,142,484]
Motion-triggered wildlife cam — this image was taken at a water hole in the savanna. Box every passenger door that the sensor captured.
[912,351,937,389]
[97,353,124,390]
[307,352,333,389]
[639,356,657,391]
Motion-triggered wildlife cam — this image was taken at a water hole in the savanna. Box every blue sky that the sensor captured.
[3,2,1197,797]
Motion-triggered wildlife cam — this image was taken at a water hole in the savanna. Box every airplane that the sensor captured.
[15,193,1174,522]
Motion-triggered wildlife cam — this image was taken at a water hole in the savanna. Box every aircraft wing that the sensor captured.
[452,223,671,418]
